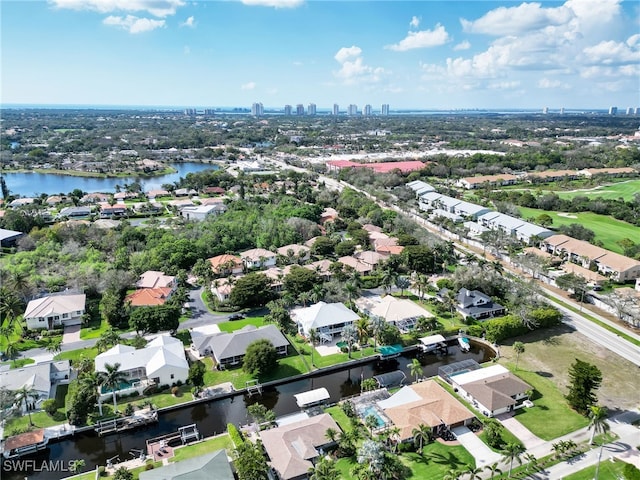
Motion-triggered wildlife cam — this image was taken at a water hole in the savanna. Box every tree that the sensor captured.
[42,398,58,416]
[112,467,133,480]
[411,424,432,454]
[513,341,525,370]
[234,439,269,480]
[99,362,127,413]
[95,328,122,353]
[283,266,319,297]
[14,385,38,426]
[229,273,275,308]
[365,414,379,435]
[45,338,62,355]
[128,305,180,334]
[588,405,610,480]
[341,323,358,358]
[395,276,411,297]
[311,236,336,256]
[501,442,525,477]
[325,427,339,444]
[264,300,296,335]
[243,339,278,377]
[535,213,553,227]
[355,440,385,477]
[369,316,385,351]
[483,418,505,449]
[247,403,275,425]
[187,360,206,387]
[309,328,319,367]
[69,459,85,474]
[465,466,483,480]
[484,462,503,479]
[309,457,339,480]
[407,358,423,383]
[355,317,370,347]
[566,359,602,415]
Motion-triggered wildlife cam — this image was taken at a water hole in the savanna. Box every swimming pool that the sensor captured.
[100,378,141,394]
[361,405,387,428]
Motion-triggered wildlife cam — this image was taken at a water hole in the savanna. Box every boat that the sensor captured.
[458,337,470,352]
[418,334,448,353]
[2,428,49,459]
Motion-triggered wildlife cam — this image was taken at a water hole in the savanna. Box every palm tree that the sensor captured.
[99,362,127,413]
[341,324,358,359]
[308,457,339,480]
[311,284,325,304]
[588,405,610,480]
[46,338,62,355]
[380,268,397,295]
[407,358,423,383]
[386,426,401,453]
[411,424,432,454]
[443,469,461,480]
[365,414,379,435]
[309,328,320,367]
[344,282,359,308]
[395,276,411,298]
[484,462,502,479]
[80,371,101,392]
[501,442,525,477]
[14,385,38,426]
[325,427,338,444]
[369,316,385,351]
[465,466,483,480]
[4,343,17,367]
[412,273,429,301]
[513,341,525,370]
[523,453,539,474]
[95,328,121,353]
[298,291,312,307]
[69,459,85,474]
[355,317,370,348]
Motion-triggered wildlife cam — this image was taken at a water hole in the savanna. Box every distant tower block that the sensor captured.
[363,104,372,116]
[609,106,617,115]
[560,107,565,115]
[542,107,549,114]
[333,103,339,115]
[627,107,633,115]
[381,104,390,116]
[635,107,640,115]
[284,104,292,116]
[308,103,317,115]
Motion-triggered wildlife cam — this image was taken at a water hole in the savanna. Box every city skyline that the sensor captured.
[1,0,639,110]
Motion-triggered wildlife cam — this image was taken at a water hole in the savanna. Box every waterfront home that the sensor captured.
[24,293,86,330]
[8,197,36,208]
[139,450,233,480]
[241,248,277,269]
[146,189,170,200]
[439,288,506,321]
[174,188,198,197]
[355,295,433,332]
[192,324,289,368]
[94,335,188,398]
[259,413,340,480]
[448,364,531,417]
[292,301,360,339]
[81,192,110,203]
[0,360,70,413]
[208,254,244,276]
[136,271,177,290]
[378,380,475,440]
[98,202,128,218]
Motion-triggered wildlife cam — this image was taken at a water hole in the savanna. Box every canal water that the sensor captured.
[4,162,219,197]
[3,342,492,480]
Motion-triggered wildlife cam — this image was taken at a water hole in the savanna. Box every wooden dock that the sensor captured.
[95,409,158,436]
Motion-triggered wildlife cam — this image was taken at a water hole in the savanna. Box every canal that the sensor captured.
[4,341,493,480]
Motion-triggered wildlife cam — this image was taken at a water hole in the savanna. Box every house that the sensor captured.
[355,295,433,332]
[0,228,26,248]
[81,192,110,203]
[57,206,92,219]
[0,360,70,412]
[24,294,86,330]
[263,266,292,291]
[125,288,173,307]
[98,203,127,218]
[456,174,518,189]
[406,180,436,197]
[277,244,311,263]
[9,198,36,208]
[477,212,524,236]
[208,254,243,276]
[146,189,170,200]
[338,256,372,274]
[180,204,226,221]
[377,244,404,256]
[440,288,506,320]
[136,271,176,290]
[139,450,233,480]
[448,364,531,417]
[192,324,289,368]
[513,222,554,244]
[211,277,234,303]
[94,335,188,399]
[451,200,491,220]
[174,188,198,197]
[241,248,277,269]
[45,195,63,206]
[378,380,475,441]
[355,250,386,269]
[418,191,443,212]
[259,413,341,480]
[202,186,226,195]
[303,259,333,279]
[292,301,360,339]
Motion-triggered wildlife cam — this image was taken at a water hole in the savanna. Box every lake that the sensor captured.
[3,163,220,197]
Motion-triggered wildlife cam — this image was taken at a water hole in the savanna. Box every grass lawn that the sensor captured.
[325,405,354,433]
[169,434,234,462]
[55,347,99,362]
[4,410,67,434]
[80,318,112,340]
[554,179,640,202]
[509,368,589,440]
[217,316,266,332]
[518,206,639,253]
[1,358,35,368]
[563,458,630,480]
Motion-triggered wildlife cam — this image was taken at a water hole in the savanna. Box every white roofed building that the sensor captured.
[291,301,360,339]
[24,294,86,330]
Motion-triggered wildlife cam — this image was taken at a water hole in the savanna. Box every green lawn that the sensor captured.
[518,206,639,253]
[325,405,353,433]
[4,410,67,434]
[169,434,234,462]
[563,458,631,480]
[80,318,112,340]
[0,358,35,368]
[554,179,640,202]
[510,368,589,440]
[217,316,266,332]
[55,347,100,362]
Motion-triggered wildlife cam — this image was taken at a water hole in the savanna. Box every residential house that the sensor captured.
[94,335,188,399]
[292,301,360,339]
[264,266,292,291]
[57,206,92,219]
[241,248,277,269]
[354,251,386,269]
[406,180,436,197]
[441,288,506,320]
[338,256,372,274]
[477,212,524,236]
[378,380,475,440]
[513,222,554,244]
[136,271,176,290]
[463,221,488,236]
[277,244,311,263]
[208,254,243,276]
[139,450,233,480]
[578,167,636,177]
[202,186,226,195]
[81,192,110,203]
[0,360,70,412]
[355,295,433,332]
[98,202,127,218]
[211,277,234,303]
[125,288,173,307]
[377,244,404,256]
[303,259,333,279]
[448,364,531,417]
[24,294,86,330]
[0,228,26,248]
[362,223,383,234]
[456,174,519,190]
[192,324,289,368]
[146,189,171,200]
[418,191,443,212]
[9,198,36,208]
[259,414,341,480]
[180,204,226,221]
[451,200,491,220]
[45,195,63,206]
[174,188,198,197]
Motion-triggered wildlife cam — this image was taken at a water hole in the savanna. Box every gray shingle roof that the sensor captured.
[196,325,289,362]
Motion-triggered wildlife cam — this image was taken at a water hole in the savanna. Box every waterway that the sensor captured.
[3,342,493,480]
[3,162,220,197]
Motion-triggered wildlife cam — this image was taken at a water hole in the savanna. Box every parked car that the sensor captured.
[229,313,245,320]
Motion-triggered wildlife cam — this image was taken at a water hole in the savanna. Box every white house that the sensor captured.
[291,302,360,340]
[406,180,436,198]
[94,335,188,400]
[241,248,277,269]
[355,295,433,332]
[0,360,70,413]
[24,294,86,330]
[180,204,226,221]
[136,271,176,290]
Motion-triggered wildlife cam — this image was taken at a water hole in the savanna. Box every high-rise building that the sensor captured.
[348,104,358,116]
[542,107,549,114]
[184,108,196,116]
[560,107,565,115]
[251,102,264,116]
[363,104,372,116]
[296,104,305,115]
[381,104,390,116]
[284,105,292,116]
[204,109,215,116]
[609,106,618,115]
[627,107,633,115]
[333,104,339,116]
[635,107,640,115]
[308,103,317,115]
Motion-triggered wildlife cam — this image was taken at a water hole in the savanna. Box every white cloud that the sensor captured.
[241,82,257,90]
[386,24,449,51]
[333,46,388,85]
[453,40,471,51]
[51,0,184,17]
[409,16,420,28]
[103,15,165,33]
[461,2,572,36]
[487,81,521,90]
[180,16,195,28]
[538,78,570,89]
[240,0,303,8]
[582,39,640,65]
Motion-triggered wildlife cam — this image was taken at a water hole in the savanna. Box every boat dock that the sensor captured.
[95,408,158,436]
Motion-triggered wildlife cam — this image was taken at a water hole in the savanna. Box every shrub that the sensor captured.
[98,466,106,477]
[123,404,135,416]
[42,399,58,416]
[227,423,244,447]
[145,463,155,471]
[484,315,529,343]
[171,386,180,396]
[176,380,183,387]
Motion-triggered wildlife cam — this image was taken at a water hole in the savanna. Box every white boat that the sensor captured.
[419,334,447,353]
[458,337,470,352]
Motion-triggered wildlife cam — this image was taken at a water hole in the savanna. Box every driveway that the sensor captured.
[451,426,502,467]
[496,412,545,449]
[62,324,81,344]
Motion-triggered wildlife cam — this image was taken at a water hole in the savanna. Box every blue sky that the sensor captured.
[1,0,639,110]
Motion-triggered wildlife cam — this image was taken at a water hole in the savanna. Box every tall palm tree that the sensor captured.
[344,282,359,308]
[588,405,610,480]
[484,462,502,479]
[395,276,411,298]
[99,362,127,413]
[325,427,338,444]
[411,424,432,454]
[311,284,325,304]
[501,442,525,477]
[80,371,101,392]
[298,291,312,307]
[465,466,483,480]
[309,328,320,367]
[45,338,62,355]
[14,385,38,426]
[380,268,397,295]
[412,273,429,301]
[369,316,386,351]
[513,341,525,370]
[95,328,122,353]
[341,324,358,359]
[407,358,423,383]
[355,317,370,349]
[308,457,339,480]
